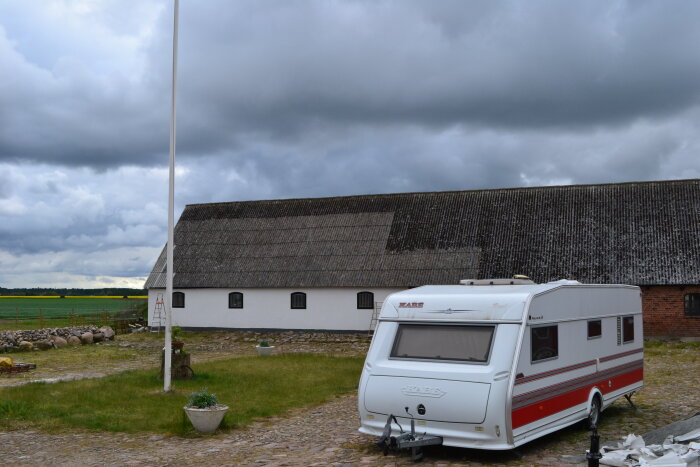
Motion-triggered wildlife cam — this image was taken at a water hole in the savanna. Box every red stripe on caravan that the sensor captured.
[512,360,642,410]
[511,368,643,429]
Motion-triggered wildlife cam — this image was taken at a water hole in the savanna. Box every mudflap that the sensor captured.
[376,414,443,462]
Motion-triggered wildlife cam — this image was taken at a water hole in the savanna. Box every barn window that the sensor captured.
[685,294,700,317]
[228,292,243,309]
[531,325,558,362]
[588,320,602,339]
[172,291,185,308]
[291,292,306,309]
[357,291,374,309]
[623,316,635,343]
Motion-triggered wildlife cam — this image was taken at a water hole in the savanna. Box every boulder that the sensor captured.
[18,341,33,351]
[99,326,115,340]
[93,332,104,343]
[80,332,94,345]
[35,339,54,351]
[51,336,68,348]
[67,336,81,346]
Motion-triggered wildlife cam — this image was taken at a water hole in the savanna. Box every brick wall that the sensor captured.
[642,285,700,338]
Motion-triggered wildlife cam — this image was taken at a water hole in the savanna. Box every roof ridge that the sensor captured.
[184,178,700,208]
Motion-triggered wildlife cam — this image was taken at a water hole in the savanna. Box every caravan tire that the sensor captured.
[585,395,601,429]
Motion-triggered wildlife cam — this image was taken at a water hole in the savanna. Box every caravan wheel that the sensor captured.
[585,395,601,429]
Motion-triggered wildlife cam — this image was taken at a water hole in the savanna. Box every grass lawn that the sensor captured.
[0,353,363,435]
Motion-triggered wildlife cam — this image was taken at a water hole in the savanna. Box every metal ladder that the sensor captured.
[368,301,382,335]
[151,292,165,332]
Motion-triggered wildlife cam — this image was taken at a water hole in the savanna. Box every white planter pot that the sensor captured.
[184,405,229,434]
[256,345,275,356]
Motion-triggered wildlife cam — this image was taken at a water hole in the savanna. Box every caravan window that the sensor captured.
[390,324,495,363]
[623,316,635,343]
[531,325,558,362]
[587,320,602,339]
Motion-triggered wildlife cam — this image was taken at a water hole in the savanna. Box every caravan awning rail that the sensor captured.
[378,317,523,324]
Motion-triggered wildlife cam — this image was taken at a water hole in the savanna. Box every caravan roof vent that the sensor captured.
[460,277,536,286]
[547,279,582,285]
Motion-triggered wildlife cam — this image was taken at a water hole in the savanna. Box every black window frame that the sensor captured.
[622,315,635,343]
[291,292,306,309]
[172,291,185,308]
[685,293,700,317]
[357,291,374,310]
[587,320,602,339]
[228,292,243,309]
[531,324,559,363]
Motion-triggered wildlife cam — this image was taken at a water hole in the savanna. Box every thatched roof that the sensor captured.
[145,179,700,289]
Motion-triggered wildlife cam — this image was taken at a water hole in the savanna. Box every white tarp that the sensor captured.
[599,432,700,467]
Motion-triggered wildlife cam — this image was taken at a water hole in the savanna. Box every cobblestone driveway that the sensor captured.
[0,333,698,466]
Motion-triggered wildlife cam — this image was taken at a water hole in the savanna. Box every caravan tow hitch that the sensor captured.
[376,408,443,462]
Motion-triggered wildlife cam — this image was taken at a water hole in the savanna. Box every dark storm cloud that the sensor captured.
[172,0,700,144]
[177,109,699,207]
[0,2,170,168]
[3,1,700,168]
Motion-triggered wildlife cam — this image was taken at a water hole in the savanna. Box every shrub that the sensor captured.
[187,389,219,408]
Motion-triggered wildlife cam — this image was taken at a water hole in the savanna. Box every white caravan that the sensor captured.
[358,279,643,451]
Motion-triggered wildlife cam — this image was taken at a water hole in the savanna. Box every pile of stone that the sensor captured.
[238,330,371,345]
[0,325,115,353]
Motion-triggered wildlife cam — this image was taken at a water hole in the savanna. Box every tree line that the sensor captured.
[0,287,147,296]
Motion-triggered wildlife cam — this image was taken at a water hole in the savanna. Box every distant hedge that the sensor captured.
[0,287,147,297]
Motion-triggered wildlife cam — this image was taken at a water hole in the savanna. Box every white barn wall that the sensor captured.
[148,287,402,331]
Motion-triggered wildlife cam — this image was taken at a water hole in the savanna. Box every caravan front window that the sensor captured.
[390,324,495,363]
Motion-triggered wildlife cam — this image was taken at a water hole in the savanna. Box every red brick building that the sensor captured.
[641,286,700,338]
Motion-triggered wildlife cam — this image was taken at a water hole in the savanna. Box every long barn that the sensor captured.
[145,179,700,338]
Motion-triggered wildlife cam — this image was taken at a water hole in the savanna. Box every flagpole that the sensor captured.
[164,0,179,392]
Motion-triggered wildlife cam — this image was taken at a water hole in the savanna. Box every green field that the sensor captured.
[0,297,146,319]
[0,297,147,331]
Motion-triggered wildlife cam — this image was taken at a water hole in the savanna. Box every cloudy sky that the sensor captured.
[1,0,699,289]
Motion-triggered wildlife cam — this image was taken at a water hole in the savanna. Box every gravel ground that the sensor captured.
[0,332,698,466]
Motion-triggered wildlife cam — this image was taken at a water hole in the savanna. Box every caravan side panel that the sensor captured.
[511,286,643,445]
